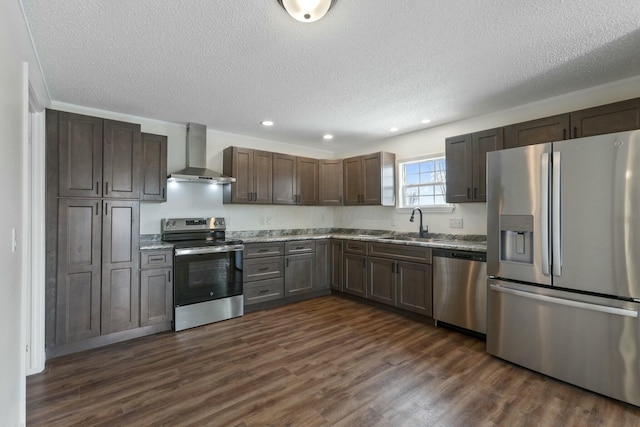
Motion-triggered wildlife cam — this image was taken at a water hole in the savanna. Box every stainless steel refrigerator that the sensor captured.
[486,130,640,407]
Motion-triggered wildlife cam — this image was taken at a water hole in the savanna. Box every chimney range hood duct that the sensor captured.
[167,123,236,184]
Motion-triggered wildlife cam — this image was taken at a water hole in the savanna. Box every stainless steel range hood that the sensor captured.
[167,123,236,184]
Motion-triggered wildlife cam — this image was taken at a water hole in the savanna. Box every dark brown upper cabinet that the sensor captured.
[272,153,319,205]
[446,128,503,203]
[141,133,167,202]
[570,98,640,138]
[319,159,343,205]
[223,147,273,204]
[504,114,569,149]
[343,152,396,206]
[55,110,141,199]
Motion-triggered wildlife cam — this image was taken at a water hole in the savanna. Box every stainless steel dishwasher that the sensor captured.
[433,249,487,334]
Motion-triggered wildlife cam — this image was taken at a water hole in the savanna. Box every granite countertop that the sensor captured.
[140,229,487,253]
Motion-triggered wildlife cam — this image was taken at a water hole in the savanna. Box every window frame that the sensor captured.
[396,154,454,213]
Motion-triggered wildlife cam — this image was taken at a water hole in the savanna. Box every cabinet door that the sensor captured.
[445,134,473,203]
[101,200,140,334]
[140,268,172,326]
[368,257,396,306]
[330,240,344,291]
[315,240,329,290]
[226,147,253,203]
[472,128,503,202]
[343,156,363,205]
[504,114,569,149]
[285,253,315,296]
[273,153,297,205]
[141,133,167,202]
[58,112,103,198]
[253,150,273,203]
[103,119,141,199]
[344,253,367,297]
[397,261,432,316]
[362,153,382,205]
[570,98,640,138]
[319,159,343,205]
[297,156,319,205]
[56,199,102,344]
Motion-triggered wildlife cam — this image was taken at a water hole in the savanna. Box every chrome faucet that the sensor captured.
[410,207,427,238]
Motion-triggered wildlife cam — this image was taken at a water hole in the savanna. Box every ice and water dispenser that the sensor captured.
[500,215,534,264]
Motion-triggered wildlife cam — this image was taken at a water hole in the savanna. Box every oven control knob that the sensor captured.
[209,292,214,296]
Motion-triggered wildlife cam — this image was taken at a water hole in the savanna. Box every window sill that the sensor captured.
[396,205,455,214]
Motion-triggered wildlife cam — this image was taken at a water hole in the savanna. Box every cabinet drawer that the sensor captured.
[344,240,368,255]
[140,250,173,269]
[244,242,285,258]
[285,240,315,254]
[368,243,432,264]
[243,257,284,282]
[244,278,284,305]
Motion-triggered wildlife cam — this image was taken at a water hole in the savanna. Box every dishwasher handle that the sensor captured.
[433,249,486,262]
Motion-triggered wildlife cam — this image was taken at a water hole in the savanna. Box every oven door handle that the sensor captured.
[174,244,244,256]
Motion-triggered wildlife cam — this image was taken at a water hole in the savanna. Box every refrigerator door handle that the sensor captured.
[541,153,550,276]
[552,151,562,276]
[490,284,638,318]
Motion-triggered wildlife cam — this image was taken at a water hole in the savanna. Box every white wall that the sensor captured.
[1,1,50,425]
[333,75,640,236]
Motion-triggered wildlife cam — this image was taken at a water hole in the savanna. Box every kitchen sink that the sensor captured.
[380,236,447,243]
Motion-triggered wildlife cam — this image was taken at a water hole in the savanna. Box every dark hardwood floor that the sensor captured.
[28,296,640,426]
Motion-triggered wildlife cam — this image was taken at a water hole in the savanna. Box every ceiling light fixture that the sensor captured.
[323,134,334,140]
[390,127,399,132]
[277,0,337,23]
[261,120,274,126]
[421,119,432,124]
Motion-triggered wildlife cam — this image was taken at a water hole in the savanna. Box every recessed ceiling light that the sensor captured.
[421,119,431,124]
[390,127,398,132]
[323,134,334,140]
[261,120,274,126]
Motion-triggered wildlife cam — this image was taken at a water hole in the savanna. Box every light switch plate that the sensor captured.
[449,217,463,228]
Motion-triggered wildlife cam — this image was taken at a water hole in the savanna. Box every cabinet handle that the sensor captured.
[563,128,567,140]
[96,182,99,195]
[167,271,171,282]
[258,248,269,252]
[104,202,108,216]
[162,187,165,199]
[396,262,400,275]
[259,289,270,294]
[105,182,109,195]
[254,192,257,201]
[96,202,99,215]
[248,192,253,201]
[148,255,164,262]
[258,267,269,271]
[573,126,578,138]
[467,188,471,199]
[474,187,478,199]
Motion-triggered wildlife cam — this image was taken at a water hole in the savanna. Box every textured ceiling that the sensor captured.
[21,0,640,150]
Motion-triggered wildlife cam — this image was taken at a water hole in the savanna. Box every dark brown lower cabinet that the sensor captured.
[396,261,432,316]
[344,253,367,298]
[140,249,173,327]
[285,253,315,296]
[56,199,140,344]
[315,239,329,290]
[330,239,344,291]
[367,257,396,305]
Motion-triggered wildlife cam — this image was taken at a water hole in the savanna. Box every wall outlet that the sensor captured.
[449,217,463,229]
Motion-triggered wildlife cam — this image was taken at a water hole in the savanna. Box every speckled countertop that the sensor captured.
[141,229,486,253]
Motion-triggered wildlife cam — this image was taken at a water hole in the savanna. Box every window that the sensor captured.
[398,156,448,208]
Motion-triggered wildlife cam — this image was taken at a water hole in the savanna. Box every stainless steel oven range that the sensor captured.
[161,217,243,331]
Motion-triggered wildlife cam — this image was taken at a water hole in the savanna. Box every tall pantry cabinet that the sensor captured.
[46,110,141,353]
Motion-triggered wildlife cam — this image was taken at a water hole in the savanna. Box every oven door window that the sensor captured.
[174,251,243,306]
